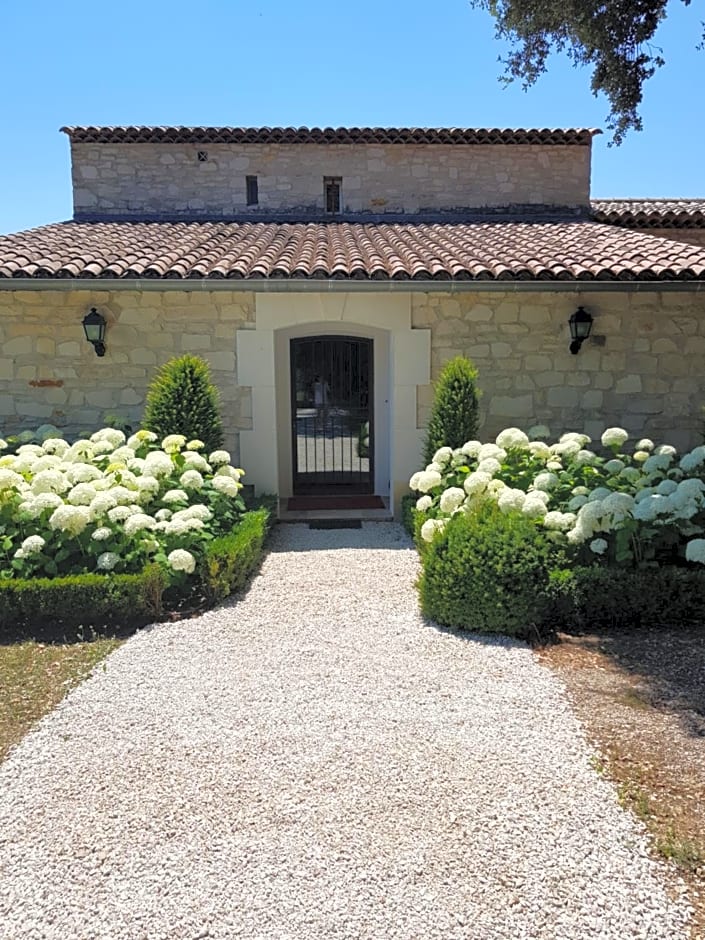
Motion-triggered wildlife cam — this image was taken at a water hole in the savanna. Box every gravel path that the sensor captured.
[0,523,691,939]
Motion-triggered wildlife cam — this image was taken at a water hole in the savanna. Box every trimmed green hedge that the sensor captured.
[549,565,705,632]
[0,507,273,640]
[415,505,705,640]
[418,503,569,641]
[200,507,271,604]
[401,493,417,537]
[0,564,166,641]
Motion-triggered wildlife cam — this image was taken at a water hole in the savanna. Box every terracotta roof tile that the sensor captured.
[592,199,705,228]
[60,125,600,146]
[1,219,704,282]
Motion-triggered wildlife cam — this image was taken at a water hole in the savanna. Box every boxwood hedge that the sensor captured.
[0,507,272,641]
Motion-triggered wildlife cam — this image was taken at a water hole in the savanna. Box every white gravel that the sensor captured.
[0,522,691,939]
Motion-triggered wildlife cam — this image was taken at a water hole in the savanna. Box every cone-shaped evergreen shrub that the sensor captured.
[143,355,224,451]
[423,356,480,463]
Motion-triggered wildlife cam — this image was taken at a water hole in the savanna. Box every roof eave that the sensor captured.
[1,276,702,293]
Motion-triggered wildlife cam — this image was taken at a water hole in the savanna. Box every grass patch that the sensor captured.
[657,828,704,870]
[0,637,120,762]
[589,754,606,776]
[614,688,653,711]
[618,780,652,821]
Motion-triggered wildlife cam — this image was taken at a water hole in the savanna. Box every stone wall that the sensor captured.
[2,285,703,487]
[69,142,592,218]
[0,290,255,460]
[413,289,705,452]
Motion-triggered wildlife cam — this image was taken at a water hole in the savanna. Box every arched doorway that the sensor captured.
[290,335,373,495]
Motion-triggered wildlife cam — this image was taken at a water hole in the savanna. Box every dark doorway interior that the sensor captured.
[290,336,373,495]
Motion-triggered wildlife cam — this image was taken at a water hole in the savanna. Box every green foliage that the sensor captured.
[356,421,370,459]
[243,492,278,515]
[401,493,417,537]
[102,412,133,434]
[470,0,696,144]
[0,424,63,455]
[0,427,247,584]
[549,565,705,632]
[200,508,271,604]
[656,828,704,870]
[423,356,480,464]
[143,355,224,452]
[0,564,166,641]
[0,508,272,639]
[419,502,568,641]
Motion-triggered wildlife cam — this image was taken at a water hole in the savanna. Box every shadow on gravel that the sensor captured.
[592,628,705,737]
[419,615,528,650]
[556,627,705,740]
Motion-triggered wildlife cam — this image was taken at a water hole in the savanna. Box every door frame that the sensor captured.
[273,321,391,503]
[289,334,374,495]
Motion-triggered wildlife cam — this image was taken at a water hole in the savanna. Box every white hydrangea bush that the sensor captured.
[0,429,246,582]
[409,427,705,566]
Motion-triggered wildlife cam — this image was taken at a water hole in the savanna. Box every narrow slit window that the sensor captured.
[246,175,259,206]
[324,177,342,214]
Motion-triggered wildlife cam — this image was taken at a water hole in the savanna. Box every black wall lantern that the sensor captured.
[568,306,593,355]
[82,307,107,357]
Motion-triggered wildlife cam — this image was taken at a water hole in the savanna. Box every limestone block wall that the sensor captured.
[70,142,592,218]
[3,284,703,487]
[0,290,255,461]
[413,290,705,452]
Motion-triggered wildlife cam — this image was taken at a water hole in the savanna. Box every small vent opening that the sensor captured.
[197,150,208,162]
[324,177,342,214]
[246,175,259,206]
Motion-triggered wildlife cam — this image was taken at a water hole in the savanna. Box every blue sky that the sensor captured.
[1,0,703,235]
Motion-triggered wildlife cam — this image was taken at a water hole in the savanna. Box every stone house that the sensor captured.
[1,125,704,517]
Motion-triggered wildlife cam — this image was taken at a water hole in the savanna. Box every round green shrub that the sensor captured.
[423,356,480,464]
[418,501,569,640]
[143,355,224,452]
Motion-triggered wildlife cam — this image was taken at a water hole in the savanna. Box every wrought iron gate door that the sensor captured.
[290,336,373,495]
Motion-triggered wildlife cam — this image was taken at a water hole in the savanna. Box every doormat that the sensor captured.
[309,519,362,530]
[287,495,385,511]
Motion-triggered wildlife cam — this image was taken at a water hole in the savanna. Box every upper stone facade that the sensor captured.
[62,126,598,220]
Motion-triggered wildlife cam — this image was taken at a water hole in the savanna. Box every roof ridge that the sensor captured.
[59,126,601,146]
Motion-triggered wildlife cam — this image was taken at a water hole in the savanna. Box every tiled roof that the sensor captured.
[0,219,703,282]
[60,126,600,146]
[592,199,705,228]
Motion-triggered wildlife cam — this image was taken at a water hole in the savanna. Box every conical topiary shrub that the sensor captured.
[423,356,480,464]
[143,354,224,452]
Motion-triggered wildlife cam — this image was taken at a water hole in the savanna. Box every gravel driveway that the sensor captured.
[0,523,691,939]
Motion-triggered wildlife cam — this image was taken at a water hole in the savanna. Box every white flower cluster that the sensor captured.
[410,469,442,494]
[0,429,246,581]
[409,425,705,560]
[167,549,196,573]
